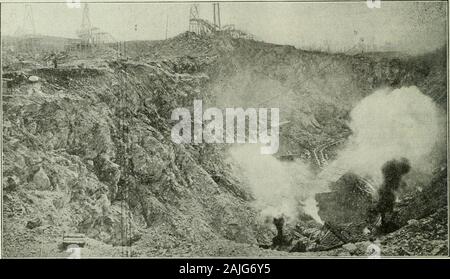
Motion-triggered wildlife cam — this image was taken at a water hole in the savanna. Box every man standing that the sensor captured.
[52,53,58,69]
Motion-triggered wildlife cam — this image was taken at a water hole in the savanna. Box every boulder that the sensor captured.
[33,168,51,190]
[315,172,374,224]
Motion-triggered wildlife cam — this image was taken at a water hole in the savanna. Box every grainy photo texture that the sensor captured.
[0,0,448,258]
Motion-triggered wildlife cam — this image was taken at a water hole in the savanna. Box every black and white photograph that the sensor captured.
[0,0,448,259]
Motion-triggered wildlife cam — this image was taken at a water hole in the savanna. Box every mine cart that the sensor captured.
[62,233,86,249]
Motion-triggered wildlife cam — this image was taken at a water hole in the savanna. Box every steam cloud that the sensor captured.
[323,86,441,186]
[229,86,443,224]
[229,144,317,222]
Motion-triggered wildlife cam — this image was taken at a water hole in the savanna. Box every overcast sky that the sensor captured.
[1,1,447,54]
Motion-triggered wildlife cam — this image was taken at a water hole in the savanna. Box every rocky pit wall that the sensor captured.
[2,34,448,257]
[2,60,269,257]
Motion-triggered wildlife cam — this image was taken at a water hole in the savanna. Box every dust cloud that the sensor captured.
[229,144,319,223]
[324,86,442,186]
[228,86,443,224]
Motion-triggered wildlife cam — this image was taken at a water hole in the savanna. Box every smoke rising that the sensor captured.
[374,158,411,226]
[229,144,319,222]
[228,86,443,225]
[324,86,441,186]
[381,157,411,191]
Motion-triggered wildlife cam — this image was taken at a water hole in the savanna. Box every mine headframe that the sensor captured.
[76,3,116,49]
[13,4,40,52]
[189,2,222,36]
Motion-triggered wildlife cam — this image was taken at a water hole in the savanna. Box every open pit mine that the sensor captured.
[1,2,448,258]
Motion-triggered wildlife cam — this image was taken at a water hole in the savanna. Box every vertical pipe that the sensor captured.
[213,4,216,28]
[165,14,169,39]
[217,3,221,29]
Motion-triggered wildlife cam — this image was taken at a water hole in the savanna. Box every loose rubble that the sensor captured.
[2,32,447,257]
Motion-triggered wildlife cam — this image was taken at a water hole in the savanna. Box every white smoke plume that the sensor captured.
[229,144,319,223]
[228,86,443,224]
[323,86,442,186]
